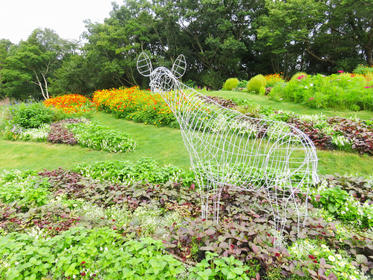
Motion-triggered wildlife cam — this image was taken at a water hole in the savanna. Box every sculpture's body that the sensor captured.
[137,52,318,235]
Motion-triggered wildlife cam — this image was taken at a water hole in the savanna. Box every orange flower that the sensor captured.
[44,94,95,114]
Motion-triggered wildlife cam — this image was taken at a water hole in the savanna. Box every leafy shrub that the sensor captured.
[222,78,239,91]
[189,252,259,279]
[7,102,56,128]
[246,75,266,94]
[67,121,136,153]
[0,227,185,279]
[237,80,248,88]
[353,64,373,75]
[290,72,308,81]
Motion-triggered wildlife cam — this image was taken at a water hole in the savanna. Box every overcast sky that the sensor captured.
[0,0,120,43]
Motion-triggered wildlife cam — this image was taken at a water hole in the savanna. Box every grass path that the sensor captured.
[208,91,373,120]
[0,112,372,176]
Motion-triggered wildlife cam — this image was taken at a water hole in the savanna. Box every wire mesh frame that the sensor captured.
[137,52,319,238]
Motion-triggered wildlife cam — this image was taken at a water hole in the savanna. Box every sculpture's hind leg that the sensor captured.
[199,181,223,223]
[200,190,209,220]
[212,185,223,224]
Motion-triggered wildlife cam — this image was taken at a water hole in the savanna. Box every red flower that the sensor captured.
[308,255,316,260]
[81,261,86,265]
[338,70,344,73]
[80,272,86,276]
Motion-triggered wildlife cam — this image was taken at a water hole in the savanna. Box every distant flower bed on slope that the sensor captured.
[92,86,178,127]
[269,72,373,111]
[91,86,373,155]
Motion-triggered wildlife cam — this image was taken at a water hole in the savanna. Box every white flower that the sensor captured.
[328,255,335,262]
[321,244,328,249]
[336,254,342,260]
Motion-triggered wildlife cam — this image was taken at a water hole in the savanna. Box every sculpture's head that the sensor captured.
[137,52,186,93]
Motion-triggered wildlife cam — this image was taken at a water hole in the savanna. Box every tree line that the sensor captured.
[1,0,372,100]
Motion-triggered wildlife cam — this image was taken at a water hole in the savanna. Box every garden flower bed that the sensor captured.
[43,94,96,114]
[0,159,371,279]
[91,86,373,155]
[1,102,136,153]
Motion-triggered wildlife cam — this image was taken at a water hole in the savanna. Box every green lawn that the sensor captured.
[0,112,372,176]
[208,90,373,120]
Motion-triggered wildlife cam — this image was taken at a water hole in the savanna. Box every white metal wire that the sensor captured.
[137,52,319,238]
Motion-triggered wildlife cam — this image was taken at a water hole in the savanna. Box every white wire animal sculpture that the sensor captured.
[137,52,319,237]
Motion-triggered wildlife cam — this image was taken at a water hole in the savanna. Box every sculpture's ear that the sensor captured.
[171,54,187,79]
[137,52,153,77]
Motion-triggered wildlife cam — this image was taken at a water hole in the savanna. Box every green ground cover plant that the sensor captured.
[0,161,372,279]
[68,121,136,153]
[74,158,189,185]
[0,227,186,279]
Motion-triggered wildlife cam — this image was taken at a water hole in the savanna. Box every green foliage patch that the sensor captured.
[247,75,266,94]
[222,78,239,91]
[74,158,184,184]
[0,227,185,280]
[67,121,136,153]
[0,171,51,211]
[7,102,57,129]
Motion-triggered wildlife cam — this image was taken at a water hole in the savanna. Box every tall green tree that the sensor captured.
[256,0,327,76]
[0,39,14,98]
[0,29,75,100]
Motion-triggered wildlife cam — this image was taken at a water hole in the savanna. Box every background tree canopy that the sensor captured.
[1,0,372,99]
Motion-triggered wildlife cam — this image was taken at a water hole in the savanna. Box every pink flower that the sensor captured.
[309,97,314,101]
[365,86,371,89]
[338,70,344,73]
[297,75,305,80]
